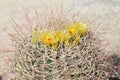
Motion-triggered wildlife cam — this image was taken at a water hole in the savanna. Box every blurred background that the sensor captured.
[0,0,120,79]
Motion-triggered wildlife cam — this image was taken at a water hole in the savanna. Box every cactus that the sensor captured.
[12,32,114,80]
[11,8,119,80]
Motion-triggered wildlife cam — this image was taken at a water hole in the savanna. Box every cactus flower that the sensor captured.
[55,31,71,46]
[52,42,59,50]
[79,23,88,36]
[66,23,80,36]
[63,32,71,46]
[40,32,59,46]
[55,31,65,42]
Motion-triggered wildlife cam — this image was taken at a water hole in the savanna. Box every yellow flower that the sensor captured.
[51,38,59,50]
[66,22,88,36]
[55,31,71,46]
[33,28,38,44]
[55,31,65,42]
[72,36,81,47]
[52,43,59,50]
[39,32,59,46]
[79,23,88,36]
[55,31,71,43]
[66,22,80,36]
[63,32,71,41]
[63,32,71,46]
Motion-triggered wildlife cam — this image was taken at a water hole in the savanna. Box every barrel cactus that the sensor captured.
[10,8,119,80]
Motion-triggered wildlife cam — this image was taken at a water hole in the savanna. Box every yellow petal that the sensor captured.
[51,42,58,50]
[39,31,59,46]
[66,23,80,36]
[33,28,38,44]
[79,23,88,36]
[39,32,53,45]
[64,32,71,41]
[55,31,64,42]
[51,37,59,44]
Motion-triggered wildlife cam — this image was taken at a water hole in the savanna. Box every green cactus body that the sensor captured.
[13,31,110,80]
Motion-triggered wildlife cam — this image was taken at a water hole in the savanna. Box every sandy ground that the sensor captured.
[0,0,120,79]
